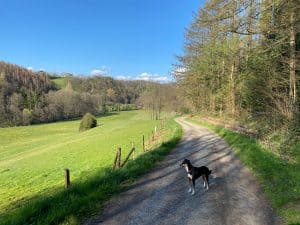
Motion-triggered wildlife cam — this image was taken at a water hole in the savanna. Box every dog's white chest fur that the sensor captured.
[184,165,193,179]
[184,165,189,173]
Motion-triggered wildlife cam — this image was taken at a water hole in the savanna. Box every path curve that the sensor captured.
[84,118,281,225]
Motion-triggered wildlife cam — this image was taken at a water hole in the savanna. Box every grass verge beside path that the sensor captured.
[0,118,182,225]
[187,117,300,225]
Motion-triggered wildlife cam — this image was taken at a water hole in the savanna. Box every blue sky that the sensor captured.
[0,0,203,82]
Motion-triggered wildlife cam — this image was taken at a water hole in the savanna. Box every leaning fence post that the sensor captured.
[65,168,70,189]
[121,147,135,168]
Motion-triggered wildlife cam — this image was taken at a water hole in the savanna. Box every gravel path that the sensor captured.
[84,118,281,225]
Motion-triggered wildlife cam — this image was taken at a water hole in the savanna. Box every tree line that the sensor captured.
[0,61,183,127]
[175,0,299,154]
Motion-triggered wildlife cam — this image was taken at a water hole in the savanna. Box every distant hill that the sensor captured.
[0,61,56,94]
[0,61,181,127]
[0,61,58,126]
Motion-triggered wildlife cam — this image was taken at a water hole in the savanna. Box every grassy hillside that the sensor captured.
[0,111,174,218]
[187,117,300,225]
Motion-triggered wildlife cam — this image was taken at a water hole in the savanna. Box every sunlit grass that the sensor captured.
[0,111,165,215]
[51,77,66,88]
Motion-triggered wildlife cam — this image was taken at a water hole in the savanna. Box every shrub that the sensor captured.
[79,113,97,132]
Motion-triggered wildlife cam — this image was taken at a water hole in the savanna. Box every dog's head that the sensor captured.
[180,159,191,168]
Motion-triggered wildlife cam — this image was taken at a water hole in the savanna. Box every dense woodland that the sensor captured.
[175,0,299,156]
[0,61,183,127]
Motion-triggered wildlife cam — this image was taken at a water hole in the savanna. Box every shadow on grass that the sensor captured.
[0,124,182,225]
[97,112,120,118]
[188,118,300,225]
[27,112,120,128]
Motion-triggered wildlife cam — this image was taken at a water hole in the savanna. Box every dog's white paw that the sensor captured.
[191,190,195,195]
[188,188,192,193]
[203,182,206,188]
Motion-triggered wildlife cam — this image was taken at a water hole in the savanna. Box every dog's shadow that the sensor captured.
[209,176,225,187]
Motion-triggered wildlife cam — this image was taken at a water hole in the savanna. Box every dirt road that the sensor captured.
[84,118,281,225]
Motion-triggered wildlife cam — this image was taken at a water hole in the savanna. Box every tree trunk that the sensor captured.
[289,11,296,103]
[246,0,255,62]
[229,0,237,116]
[229,61,236,115]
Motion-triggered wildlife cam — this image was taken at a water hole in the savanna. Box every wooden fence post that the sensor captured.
[113,149,118,169]
[65,169,70,189]
[117,147,121,168]
[113,147,122,169]
[131,140,135,159]
[152,130,154,141]
[142,135,145,152]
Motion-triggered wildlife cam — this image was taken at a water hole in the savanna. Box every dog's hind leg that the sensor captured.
[205,174,209,190]
[191,179,195,195]
[202,175,206,188]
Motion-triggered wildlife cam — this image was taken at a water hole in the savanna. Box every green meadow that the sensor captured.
[0,110,172,217]
[51,77,67,88]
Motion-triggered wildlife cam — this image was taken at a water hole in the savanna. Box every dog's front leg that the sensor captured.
[188,178,192,193]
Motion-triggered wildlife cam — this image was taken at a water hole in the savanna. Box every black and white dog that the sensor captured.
[180,159,211,195]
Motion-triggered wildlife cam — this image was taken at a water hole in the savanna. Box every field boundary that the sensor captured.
[62,119,167,188]
[112,119,167,170]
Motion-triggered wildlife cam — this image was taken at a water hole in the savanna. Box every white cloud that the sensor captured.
[91,69,104,75]
[136,72,171,83]
[115,75,132,80]
[112,72,172,83]
[26,67,46,72]
[90,66,111,76]
[90,68,172,83]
